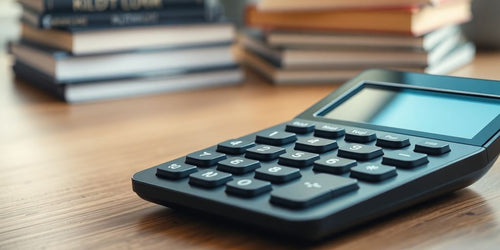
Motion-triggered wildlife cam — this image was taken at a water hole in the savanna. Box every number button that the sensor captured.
[313,157,357,174]
[245,145,286,161]
[156,161,197,179]
[185,150,227,167]
[217,139,256,155]
[255,165,301,183]
[189,169,233,188]
[338,144,383,161]
[268,166,282,172]
[226,178,272,197]
[217,157,261,174]
[270,174,358,209]
[255,130,297,146]
[294,137,338,153]
[278,150,320,168]
[350,164,397,182]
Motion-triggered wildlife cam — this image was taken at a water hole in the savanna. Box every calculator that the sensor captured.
[132,69,500,240]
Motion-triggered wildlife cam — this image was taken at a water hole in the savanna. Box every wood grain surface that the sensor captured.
[1,52,500,249]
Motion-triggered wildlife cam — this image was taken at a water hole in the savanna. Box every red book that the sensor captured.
[246,0,471,36]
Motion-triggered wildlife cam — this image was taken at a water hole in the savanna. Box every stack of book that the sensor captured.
[242,0,475,84]
[11,0,243,102]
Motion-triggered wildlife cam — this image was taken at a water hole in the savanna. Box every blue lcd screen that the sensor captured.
[321,85,500,139]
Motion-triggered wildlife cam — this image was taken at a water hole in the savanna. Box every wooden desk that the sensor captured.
[1,52,500,249]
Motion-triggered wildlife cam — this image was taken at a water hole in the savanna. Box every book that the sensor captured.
[265,25,461,51]
[257,0,445,11]
[241,32,462,68]
[245,0,471,36]
[18,0,204,13]
[21,22,235,55]
[21,6,206,29]
[13,62,244,103]
[11,41,237,82]
[243,42,475,84]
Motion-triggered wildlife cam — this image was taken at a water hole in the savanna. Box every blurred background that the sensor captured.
[3,0,498,49]
[461,0,500,50]
[0,0,21,51]
[1,0,499,102]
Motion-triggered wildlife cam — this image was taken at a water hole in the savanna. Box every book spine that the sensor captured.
[13,62,67,101]
[37,8,206,28]
[43,0,205,13]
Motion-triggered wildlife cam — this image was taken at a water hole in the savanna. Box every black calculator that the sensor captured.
[133,69,500,240]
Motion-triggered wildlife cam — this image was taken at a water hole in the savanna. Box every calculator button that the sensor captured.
[255,165,301,183]
[294,137,338,153]
[285,120,315,134]
[245,145,286,161]
[189,170,233,188]
[414,141,451,155]
[156,162,197,179]
[226,178,272,197]
[278,150,320,168]
[345,129,377,143]
[314,124,345,138]
[313,157,357,174]
[217,157,261,174]
[350,164,397,182]
[338,144,383,161]
[185,150,227,167]
[217,139,256,155]
[382,151,429,169]
[376,134,410,149]
[255,130,297,146]
[270,174,358,209]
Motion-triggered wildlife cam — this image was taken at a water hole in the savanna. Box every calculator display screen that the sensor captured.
[320,85,499,139]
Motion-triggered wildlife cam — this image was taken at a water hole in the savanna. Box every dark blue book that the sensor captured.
[21,22,235,55]
[21,5,207,29]
[11,41,237,82]
[18,0,205,13]
[13,61,243,103]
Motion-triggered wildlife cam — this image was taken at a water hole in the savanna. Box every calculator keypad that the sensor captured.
[153,120,455,210]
